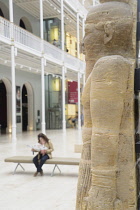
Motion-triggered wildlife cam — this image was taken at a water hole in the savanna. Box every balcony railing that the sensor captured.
[0,17,10,39]
[14,24,41,52]
[44,41,63,62]
[0,16,85,73]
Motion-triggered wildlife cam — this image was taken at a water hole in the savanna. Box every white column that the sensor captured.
[9,0,16,141]
[9,0,13,22]
[82,16,85,61]
[61,0,65,51]
[93,0,96,6]
[11,45,16,140]
[82,17,85,38]
[77,12,80,58]
[83,74,85,87]
[40,0,43,40]
[62,66,66,131]
[41,57,46,134]
[78,72,81,129]
[40,0,46,133]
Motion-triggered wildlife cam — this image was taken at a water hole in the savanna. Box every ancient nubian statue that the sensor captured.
[76,0,137,209]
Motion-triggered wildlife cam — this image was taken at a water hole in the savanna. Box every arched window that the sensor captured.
[19,17,32,32]
[20,19,26,30]
[0,8,4,17]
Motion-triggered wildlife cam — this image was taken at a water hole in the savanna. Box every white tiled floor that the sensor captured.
[0,129,82,210]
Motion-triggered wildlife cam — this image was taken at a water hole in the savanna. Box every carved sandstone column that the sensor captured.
[76,1,137,209]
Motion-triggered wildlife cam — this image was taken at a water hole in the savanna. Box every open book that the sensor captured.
[27,143,48,152]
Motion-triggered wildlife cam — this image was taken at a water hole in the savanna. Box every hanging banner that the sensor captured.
[68,81,78,104]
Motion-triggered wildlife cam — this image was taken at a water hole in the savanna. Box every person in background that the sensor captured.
[81,112,84,126]
[32,133,54,177]
[72,112,78,128]
[53,39,57,46]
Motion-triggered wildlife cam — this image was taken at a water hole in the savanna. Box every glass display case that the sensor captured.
[45,75,62,129]
[44,18,65,49]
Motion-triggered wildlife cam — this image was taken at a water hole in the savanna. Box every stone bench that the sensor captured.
[4,156,80,176]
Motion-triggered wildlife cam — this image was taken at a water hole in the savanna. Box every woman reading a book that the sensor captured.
[32,133,54,177]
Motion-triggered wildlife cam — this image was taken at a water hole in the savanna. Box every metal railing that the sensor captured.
[64,51,80,70]
[14,24,41,52]
[0,16,85,72]
[44,40,63,61]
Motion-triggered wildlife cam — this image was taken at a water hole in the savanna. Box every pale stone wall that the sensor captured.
[76,1,137,209]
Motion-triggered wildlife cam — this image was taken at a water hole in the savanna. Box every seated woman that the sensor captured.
[32,133,54,177]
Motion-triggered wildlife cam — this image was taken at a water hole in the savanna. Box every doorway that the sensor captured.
[0,80,7,134]
[22,85,28,131]
[22,83,34,131]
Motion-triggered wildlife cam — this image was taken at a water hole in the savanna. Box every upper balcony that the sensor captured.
[83,0,100,10]
[13,0,87,43]
[64,0,87,16]
[14,0,88,19]
[0,16,85,75]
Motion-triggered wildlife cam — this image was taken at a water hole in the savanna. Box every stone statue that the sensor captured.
[76,0,137,209]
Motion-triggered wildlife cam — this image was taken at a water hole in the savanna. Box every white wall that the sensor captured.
[0,64,41,133]
[0,0,40,37]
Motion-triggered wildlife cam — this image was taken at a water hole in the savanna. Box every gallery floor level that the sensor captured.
[0,129,82,210]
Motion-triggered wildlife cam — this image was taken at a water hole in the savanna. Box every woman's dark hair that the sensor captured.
[38,133,49,143]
